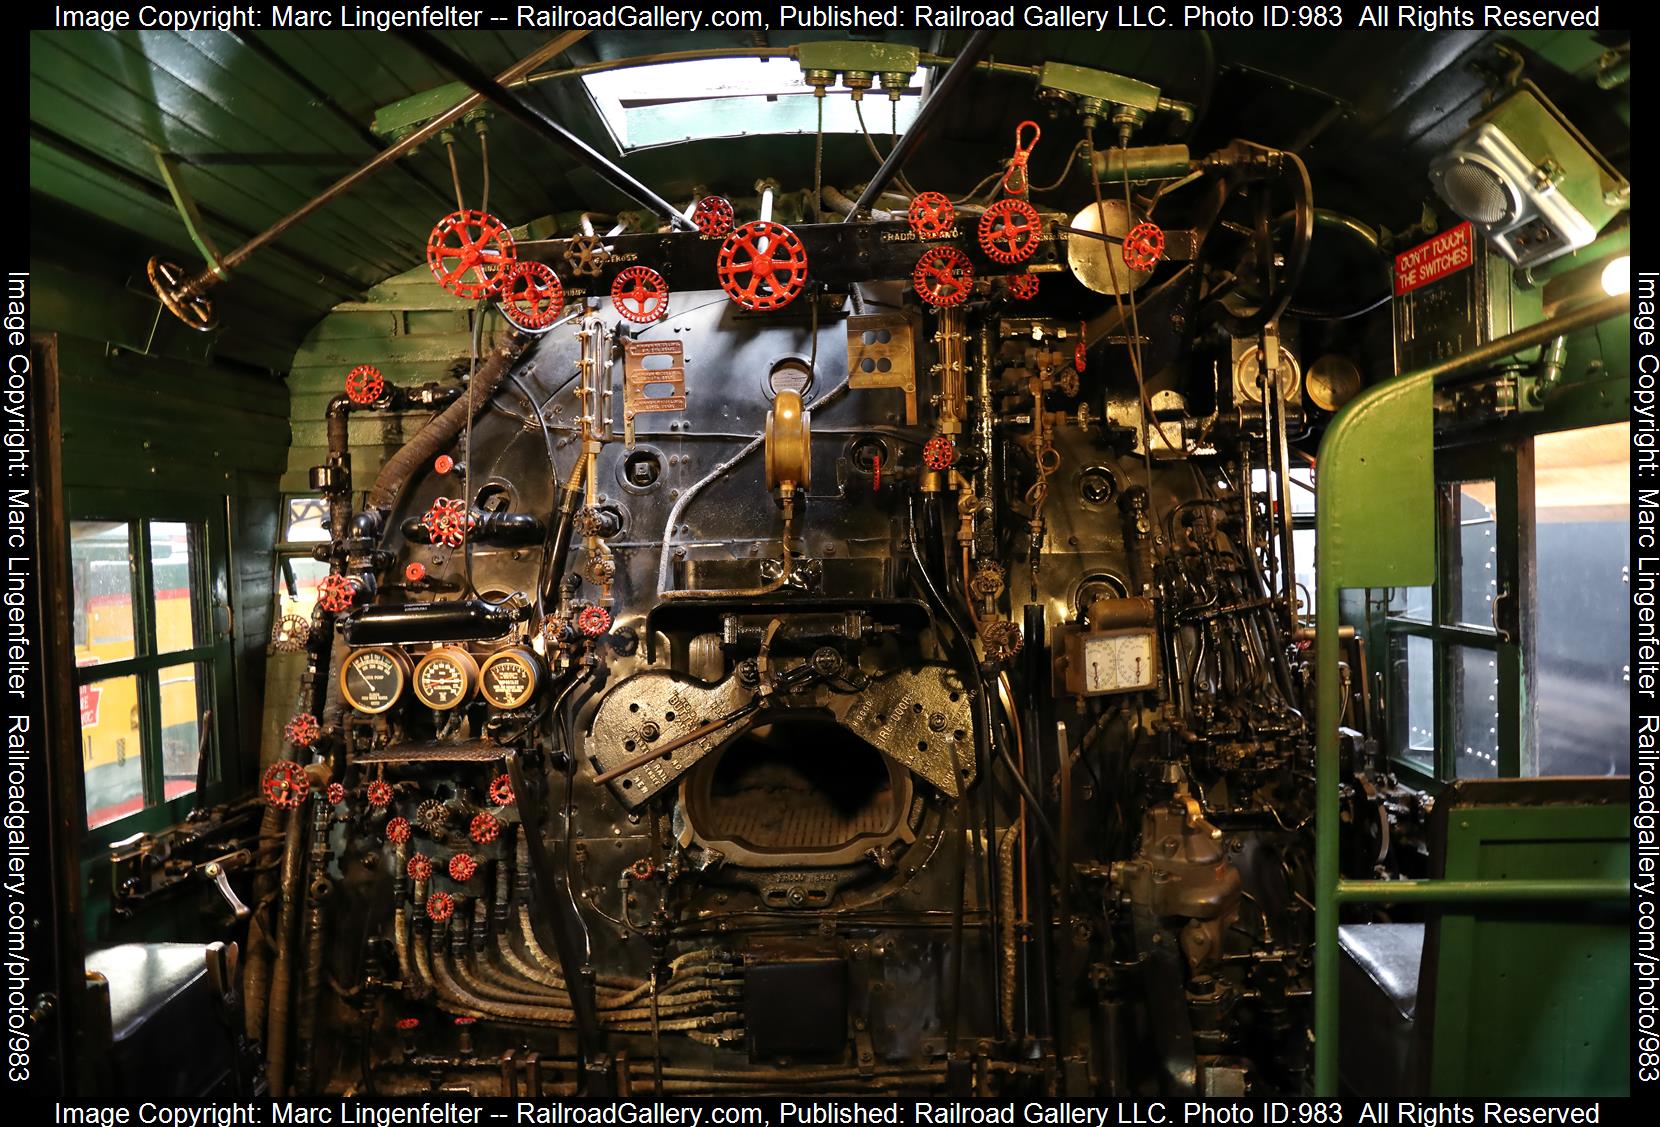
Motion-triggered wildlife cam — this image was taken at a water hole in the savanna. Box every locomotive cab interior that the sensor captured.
[23,20,1634,1100]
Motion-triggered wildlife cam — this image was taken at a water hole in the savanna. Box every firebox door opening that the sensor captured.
[683,715,913,866]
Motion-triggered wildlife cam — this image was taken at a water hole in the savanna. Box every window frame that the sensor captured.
[1377,440,1536,784]
[67,487,240,846]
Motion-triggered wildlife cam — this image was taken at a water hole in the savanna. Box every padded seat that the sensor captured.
[85,943,234,1098]
[1337,923,1424,1096]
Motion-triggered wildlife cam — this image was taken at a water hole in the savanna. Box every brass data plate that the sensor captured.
[622,338,686,445]
[846,313,918,425]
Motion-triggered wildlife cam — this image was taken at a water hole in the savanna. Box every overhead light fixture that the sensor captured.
[1601,254,1631,296]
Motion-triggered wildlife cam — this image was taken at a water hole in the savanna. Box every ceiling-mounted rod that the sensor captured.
[845,29,998,222]
[394,30,699,234]
[147,31,589,330]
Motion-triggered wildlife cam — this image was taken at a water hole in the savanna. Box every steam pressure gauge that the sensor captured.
[340,647,412,714]
[413,647,479,710]
[1079,630,1158,695]
[479,646,543,710]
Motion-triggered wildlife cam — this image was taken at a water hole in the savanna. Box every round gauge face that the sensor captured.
[480,648,540,710]
[340,648,409,714]
[413,649,476,710]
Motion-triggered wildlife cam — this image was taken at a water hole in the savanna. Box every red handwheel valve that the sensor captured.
[497,260,565,332]
[317,574,358,615]
[448,853,478,882]
[470,813,501,845]
[576,605,612,638]
[345,364,385,406]
[421,498,472,550]
[1006,274,1040,301]
[716,221,810,312]
[366,779,394,809]
[262,761,310,809]
[427,210,517,299]
[908,192,955,240]
[426,891,455,922]
[407,853,433,881]
[386,817,412,844]
[978,199,1043,265]
[285,713,321,749]
[611,266,670,323]
[1122,222,1165,271]
[488,774,515,806]
[923,436,958,472]
[692,196,735,238]
[912,247,975,308]
[325,782,346,806]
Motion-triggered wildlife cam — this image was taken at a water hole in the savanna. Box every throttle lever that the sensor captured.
[202,850,252,922]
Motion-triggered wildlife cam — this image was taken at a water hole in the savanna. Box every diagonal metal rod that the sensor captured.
[395,30,698,233]
[156,31,589,303]
[845,29,998,221]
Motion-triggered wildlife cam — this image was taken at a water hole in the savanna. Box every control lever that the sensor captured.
[202,850,252,922]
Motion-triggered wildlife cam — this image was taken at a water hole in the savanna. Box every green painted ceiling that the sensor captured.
[29,27,1628,374]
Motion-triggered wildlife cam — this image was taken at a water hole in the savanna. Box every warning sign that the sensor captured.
[1394,221,1475,296]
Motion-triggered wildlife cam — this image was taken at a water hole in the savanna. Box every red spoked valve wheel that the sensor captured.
[262,760,310,809]
[576,605,612,638]
[488,774,515,806]
[1122,221,1165,271]
[908,192,955,240]
[1006,274,1040,301]
[716,221,809,312]
[426,891,455,922]
[611,266,669,323]
[427,210,517,299]
[470,813,501,845]
[497,261,564,332]
[326,782,346,805]
[912,246,975,308]
[407,853,433,881]
[386,817,412,844]
[922,436,958,471]
[366,779,394,809]
[421,498,472,550]
[345,364,385,406]
[448,853,478,882]
[316,574,358,615]
[284,713,321,749]
[693,196,735,238]
[978,199,1043,265]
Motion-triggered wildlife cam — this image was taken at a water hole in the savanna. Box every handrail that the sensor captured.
[1311,291,1630,1094]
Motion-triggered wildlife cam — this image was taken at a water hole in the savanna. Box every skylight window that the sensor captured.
[581,57,924,151]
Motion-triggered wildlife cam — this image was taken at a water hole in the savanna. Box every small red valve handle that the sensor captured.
[407,853,433,881]
[284,713,321,748]
[448,853,478,882]
[421,497,472,550]
[344,364,385,406]
[487,774,515,806]
[469,813,501,845]
[497,261,564,331]
[426,891,455,922]
[1006,274,1040,301]
[923,435,958,471]
[576,605,612,638]
[325,782,346,806]
[1000,120,1042,197]
[366,779,393,809]
[316,574,357,615]
[386,817,412,844]
[405,562,427,583]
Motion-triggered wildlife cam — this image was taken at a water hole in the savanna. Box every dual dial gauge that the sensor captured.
[340,644,541,713]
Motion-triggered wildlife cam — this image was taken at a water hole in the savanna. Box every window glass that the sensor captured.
[1452,644,1499,778]
[150,521,202,654]
[71,521,135,664]
[1389,633,1434,773]
[1533,422,1630,776]
[1389,586,1433,621]
[280,556,333,621]
[285,496,330,543]
[159,664,208,801]
[82,673,144,829]
[1446,482,1498,629]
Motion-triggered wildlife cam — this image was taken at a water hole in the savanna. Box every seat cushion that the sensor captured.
[85,943,232,1098]
[1338,923,1425,1096]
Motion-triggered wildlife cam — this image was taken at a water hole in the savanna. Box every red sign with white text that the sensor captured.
[1393,221,1475,296]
